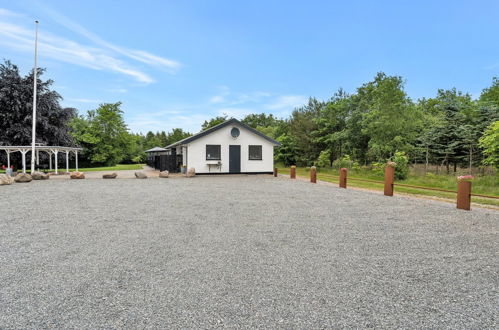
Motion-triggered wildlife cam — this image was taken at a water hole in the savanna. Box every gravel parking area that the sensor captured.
[1,175,498,328]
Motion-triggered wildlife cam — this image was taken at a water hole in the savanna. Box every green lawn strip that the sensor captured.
[0,164,144,173]
[278,167,499,207]
[71,164,145,172]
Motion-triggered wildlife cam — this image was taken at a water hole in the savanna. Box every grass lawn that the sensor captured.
[278,166,499,207]
[70,164,145,172]
[0,164,145,174]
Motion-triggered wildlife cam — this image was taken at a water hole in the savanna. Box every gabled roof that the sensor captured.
[145,147,167,153]
[165,118,281,149]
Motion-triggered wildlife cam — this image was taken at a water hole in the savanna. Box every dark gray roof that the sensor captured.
[165,118,281,149]
[145,147,167,153]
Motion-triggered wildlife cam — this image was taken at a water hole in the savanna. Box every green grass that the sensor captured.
[0,164,145,173]
[278,166,499,207]
[71,164,145,172]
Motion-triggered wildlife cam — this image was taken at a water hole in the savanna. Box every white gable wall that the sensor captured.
[185,123,275,173]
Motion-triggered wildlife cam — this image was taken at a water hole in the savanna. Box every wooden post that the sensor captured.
[273,167,278,177]
[456,180,472,211]
[290,165,296,179]
[339,168,347,188]
[310,166,317,183]
[384,165,395,196]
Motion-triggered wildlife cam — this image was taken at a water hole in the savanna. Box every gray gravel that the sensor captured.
[0,175,498,329]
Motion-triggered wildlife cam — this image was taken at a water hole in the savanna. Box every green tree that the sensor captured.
[0,60,76,167]
[242,113,279,128]
[422,89,475,173]
[166,128,191,145]
[479,77,499,107]
[201,115,228,130]
[288,97,324,165]
[479,121,499,169]
[313,89,350,165]
[356,72,420,161]
[70,102,132,166]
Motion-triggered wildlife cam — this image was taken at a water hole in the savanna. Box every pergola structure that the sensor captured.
[0,146,82,174]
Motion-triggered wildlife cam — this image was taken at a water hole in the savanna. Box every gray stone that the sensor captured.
[32,171,49,180]
[135,172,147,179]
[14,173,32,183]
[159,170,169,178]
[70,172,85,179]
[0,174,14,185]
[103,172,118,179]
[186,168,195,177]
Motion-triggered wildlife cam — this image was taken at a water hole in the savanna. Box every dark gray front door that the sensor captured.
[229,145,241,173]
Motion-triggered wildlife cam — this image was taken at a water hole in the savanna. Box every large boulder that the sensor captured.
[159,170,169,178]
[70,171,85,179]
[14,173,32,183]
[32,171,49,180]
[186,168,196,177]
[0,174,14,185]
[103,172,118,179]
[135,171,147,179]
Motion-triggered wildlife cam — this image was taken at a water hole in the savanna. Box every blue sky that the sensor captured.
[1,0,498,133]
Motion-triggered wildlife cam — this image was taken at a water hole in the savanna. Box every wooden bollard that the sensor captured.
[273,168,278,177]
[384,165,395,196]
[290,165,296,179]
[339,168,347,188]
[456,180,472,211]
[310,166,317,183]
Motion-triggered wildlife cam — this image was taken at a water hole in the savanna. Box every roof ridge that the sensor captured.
[165,118,280,148]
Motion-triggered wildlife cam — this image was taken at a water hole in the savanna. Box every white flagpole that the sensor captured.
[31,20,39,174]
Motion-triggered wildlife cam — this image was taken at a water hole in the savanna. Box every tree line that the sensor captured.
[206,73,498,173]
[0,60,191,167]
[1,60,498,171]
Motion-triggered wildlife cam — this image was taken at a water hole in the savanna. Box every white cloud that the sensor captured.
[127,112,210,134]
[0,8,23,17]
[216,107,255,119]
[209,95,226,103]
[42,7,181,72]
[265,95,308,110]
[0,7,181,83]
[107,88,127,93]
[209,86,272,106]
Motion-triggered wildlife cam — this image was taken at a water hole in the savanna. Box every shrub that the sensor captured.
[315,150,331,168]
[391,151,409,180]
[371,162,385,176]
[333,155,354,169]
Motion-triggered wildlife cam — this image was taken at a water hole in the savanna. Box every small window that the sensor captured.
[249,145,262,160]
[206,145,221,160]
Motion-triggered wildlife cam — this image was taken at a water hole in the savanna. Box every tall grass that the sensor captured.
[277,164,499,207]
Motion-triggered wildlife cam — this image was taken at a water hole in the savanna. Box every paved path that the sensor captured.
[0,176,497,328]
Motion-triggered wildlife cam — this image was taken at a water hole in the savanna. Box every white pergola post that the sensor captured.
[66,150,69,173]
[54,150,59,174]
[20,149,28,173]
[49,152,52,171]
[6,151,10,169]
[75,150,78,171]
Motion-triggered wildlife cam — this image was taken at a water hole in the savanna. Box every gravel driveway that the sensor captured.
[0,175,497,328]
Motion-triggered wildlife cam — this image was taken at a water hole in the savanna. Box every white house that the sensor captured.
[164,118,280,174]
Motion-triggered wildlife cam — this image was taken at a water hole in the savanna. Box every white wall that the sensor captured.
[185,123,276,173]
